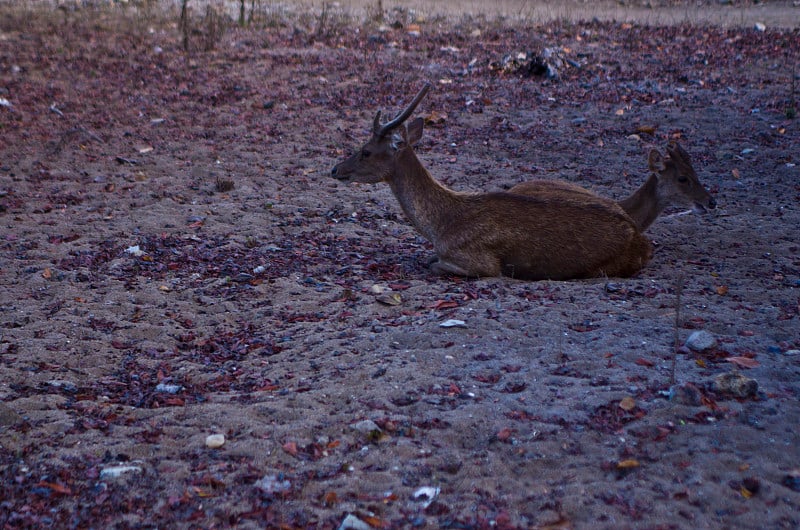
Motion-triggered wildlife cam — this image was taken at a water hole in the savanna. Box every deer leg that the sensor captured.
[430,255,500,278]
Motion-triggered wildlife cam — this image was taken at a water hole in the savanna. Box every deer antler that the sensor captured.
[666,141,691,164]
[374,83,431,137]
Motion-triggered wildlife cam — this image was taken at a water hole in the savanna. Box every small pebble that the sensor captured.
[255,474,291,494]
[351,419,381,433]
[155,383,182,394]
[440,319,467,328]
[338,514,372,530]
[100,465,142,479]
[685,330,717,352]
[670,382,704,406]
[205,433,226,449]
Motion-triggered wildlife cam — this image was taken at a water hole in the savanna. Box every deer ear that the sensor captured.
[648,149,666,172]
[406,117,424,145]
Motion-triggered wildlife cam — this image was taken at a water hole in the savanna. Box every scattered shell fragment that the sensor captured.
[205,433,226,449]
[439,319,467,328]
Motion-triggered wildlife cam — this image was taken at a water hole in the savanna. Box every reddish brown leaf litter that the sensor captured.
[1,2,800,528]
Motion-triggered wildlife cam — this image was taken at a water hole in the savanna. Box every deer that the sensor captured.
[330,83,652,281]
[506,142,716,232]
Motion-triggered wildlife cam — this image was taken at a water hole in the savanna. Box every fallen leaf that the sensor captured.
[37,481,72,495]
[430,300,458,310]
[282,441,298,456]
[322,491,338,507]
[619,396,637,411]
[496,428,513,441]
[635,358,655,367]
[725,356,760,369]
[732,168,741,179]
[617,459,640,469]
[42,268,52,279]
[715,285,729,295]
[636,125,656,134]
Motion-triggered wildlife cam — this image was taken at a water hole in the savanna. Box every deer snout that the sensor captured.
[331,165,345,180]
[694,195,716,213]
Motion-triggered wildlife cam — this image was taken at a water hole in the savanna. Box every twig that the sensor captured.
[670,273,685,386]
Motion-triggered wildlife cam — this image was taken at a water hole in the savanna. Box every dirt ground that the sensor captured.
[1,1,799,528]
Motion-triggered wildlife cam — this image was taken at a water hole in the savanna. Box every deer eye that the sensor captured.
[678,176,689,184]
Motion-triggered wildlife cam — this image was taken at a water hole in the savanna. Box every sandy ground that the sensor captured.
[1,1,799,528]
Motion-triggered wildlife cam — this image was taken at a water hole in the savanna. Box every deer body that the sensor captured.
[331,84,652,281]
[508,143,715,232]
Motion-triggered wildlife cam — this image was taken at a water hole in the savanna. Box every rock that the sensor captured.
[155,383,182,394]
[439,319,466,328]
[375,292,402,306]
[754,22,766,32]
[255,473,291,494]
[100,465,143,479]
[205,433,226,448]
[338,514,372,530]
[783,349,799,356]
[669,382,704,406]
[351,419,381,434]
[685,330,717,352]
[713,372,758,398]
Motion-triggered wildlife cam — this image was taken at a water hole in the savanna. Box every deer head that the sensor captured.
[648,142,716,214]
[331,83,431,184]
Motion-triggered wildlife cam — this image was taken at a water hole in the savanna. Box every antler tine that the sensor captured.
[667,141,690,163]
[377,82,432,137]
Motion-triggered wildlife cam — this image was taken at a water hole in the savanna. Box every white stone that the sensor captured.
[205,433,226,448]
[685,330,717,351]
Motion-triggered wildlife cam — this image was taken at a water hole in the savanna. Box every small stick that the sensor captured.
[670,273,685,386]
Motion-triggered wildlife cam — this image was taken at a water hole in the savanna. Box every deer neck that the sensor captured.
[619,173,662,231]
[387,148,462,242]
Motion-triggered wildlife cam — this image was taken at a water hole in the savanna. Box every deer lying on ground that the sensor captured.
[507,142,715,232]
[331,83,652,281]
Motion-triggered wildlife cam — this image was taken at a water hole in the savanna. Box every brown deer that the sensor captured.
[507,143,715,232]
[330,84,652,281]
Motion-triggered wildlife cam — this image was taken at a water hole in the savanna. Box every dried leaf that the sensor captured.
[282,441,298,456]
[619,396,637,411]
[725,356,760,369]
[617,459,640,469]
[715,285,729,296]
